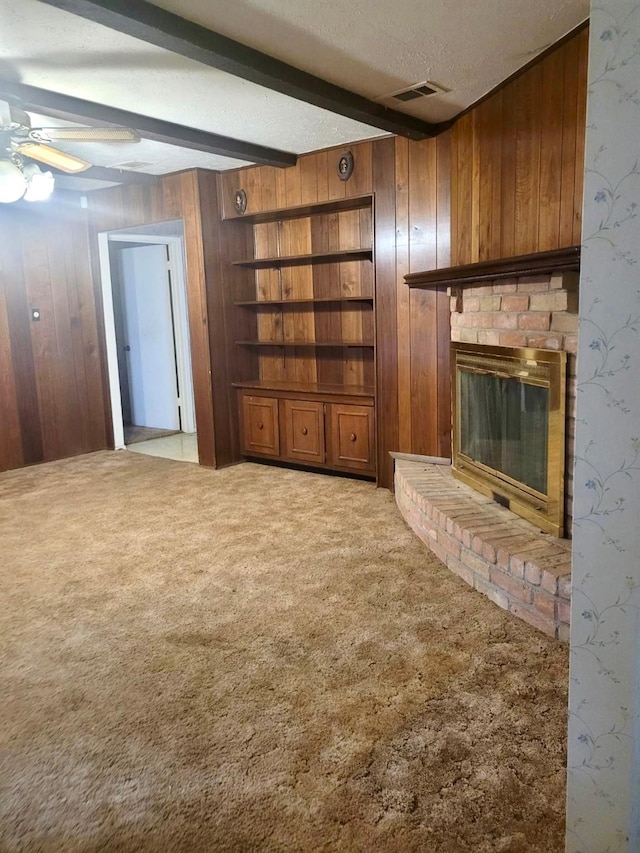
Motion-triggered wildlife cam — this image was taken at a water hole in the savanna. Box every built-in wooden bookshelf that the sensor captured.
[225,194,376,476]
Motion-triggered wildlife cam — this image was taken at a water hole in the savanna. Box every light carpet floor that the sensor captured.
[0,451,569,852]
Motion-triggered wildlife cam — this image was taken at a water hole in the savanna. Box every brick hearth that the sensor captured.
[395,458,571,640]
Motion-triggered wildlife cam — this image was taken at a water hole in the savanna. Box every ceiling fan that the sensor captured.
[0,97,140,202]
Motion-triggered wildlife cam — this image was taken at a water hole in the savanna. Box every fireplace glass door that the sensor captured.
[451,343,566,536]
[459,370,548,495]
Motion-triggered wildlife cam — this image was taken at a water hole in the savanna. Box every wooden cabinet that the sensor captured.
[327,404,375,473]
[240,395,280,457]
[237,387,375,478]
[282,399,325,464]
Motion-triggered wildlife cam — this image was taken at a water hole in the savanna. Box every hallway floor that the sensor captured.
[126,432,198,464]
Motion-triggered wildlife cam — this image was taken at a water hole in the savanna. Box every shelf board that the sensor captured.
[233,379,375,398]
[222,193,373,223]
[234,296,374,306]
[236,340,374,348]
[232,247,372,269]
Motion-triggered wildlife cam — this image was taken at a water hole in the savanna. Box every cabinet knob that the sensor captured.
[301,427,308,435]
[257,422,264,430]
[350,433,357,442]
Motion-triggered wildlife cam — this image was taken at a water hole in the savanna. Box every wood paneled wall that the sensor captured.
[0,195,107,472]
[0,28,587,482]
[218,26,587,488]
[451,25,588,265]
[218,136,451,488]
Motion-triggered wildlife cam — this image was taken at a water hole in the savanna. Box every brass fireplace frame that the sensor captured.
[451,343,567,537]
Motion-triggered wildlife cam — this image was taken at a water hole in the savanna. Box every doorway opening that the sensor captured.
[98,220,198,463]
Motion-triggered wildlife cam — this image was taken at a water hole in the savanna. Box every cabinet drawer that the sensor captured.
[240,394,280,456]
[282,399,325,464]
[327,403,375,472]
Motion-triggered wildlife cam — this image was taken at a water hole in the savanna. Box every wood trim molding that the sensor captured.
[405,246,581,289]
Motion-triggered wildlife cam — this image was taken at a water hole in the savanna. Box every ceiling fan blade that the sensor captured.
[31,127,140,143]
[14,142,91,173]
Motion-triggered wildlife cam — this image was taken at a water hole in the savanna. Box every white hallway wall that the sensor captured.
[566,1,640,850]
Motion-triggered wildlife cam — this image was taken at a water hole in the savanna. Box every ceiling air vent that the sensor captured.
[393,84,439,102]
[377,80,449,105]
[109,160,153,170]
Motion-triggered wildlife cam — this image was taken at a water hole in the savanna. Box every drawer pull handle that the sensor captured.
[257,422,264,430]
[350,433,357,442]
[301,427,308,435]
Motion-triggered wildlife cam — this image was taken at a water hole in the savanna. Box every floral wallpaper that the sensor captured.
[566,2,640,851]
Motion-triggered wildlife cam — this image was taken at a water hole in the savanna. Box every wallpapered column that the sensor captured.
[566,2,640,851]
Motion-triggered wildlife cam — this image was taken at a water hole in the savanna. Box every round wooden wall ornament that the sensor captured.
[233,188,247,215]
[337,150,354,181]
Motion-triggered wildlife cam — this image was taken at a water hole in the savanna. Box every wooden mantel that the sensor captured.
[405,246,581,289]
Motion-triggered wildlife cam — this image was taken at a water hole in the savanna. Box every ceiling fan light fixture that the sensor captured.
[0,159,27,203]
[23,164,55,202]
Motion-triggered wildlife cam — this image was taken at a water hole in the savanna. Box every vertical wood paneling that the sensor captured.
[394,137,411,452]
[260,167,278,211]
[23,227,63,461]
[500,81,518,259]
[436,132,452,458]
[312,213,342,386]
[7,26,572,487]
[453,113,475,265]
[451,26,587,265]
[348,142,373,198]
[477,99,494,261]
[0,196,107,472]
[176,171,216,467]
[514,65,543,255]
[299,155,318,204]
[198,171,238,467]
[539,48,565,250]
[409,139,439,456]
[372,137,398,488]
[218,23,586,485]
[1,213,44,467]
[573,27,589,245]
[0,281,23,471]
[316,151,330,203]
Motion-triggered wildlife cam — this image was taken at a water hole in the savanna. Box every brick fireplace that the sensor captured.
[449,268,578,529]
[398,249,579,639]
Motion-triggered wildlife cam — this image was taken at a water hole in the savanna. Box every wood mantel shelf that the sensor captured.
[404,246,581,289]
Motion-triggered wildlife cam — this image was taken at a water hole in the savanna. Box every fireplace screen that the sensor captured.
[452,343,566,536]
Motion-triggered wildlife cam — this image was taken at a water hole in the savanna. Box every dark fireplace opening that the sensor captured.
[452,343,567,537]
[459,371,549,494]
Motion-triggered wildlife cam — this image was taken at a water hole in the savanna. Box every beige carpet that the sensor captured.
[0,451,568,852]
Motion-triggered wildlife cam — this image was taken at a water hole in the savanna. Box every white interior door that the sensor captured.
[121,244,180,430]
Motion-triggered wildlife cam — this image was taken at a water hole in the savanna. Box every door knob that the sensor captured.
[350,433,357,442]
[257,422,264,430]
[301,427,308,435]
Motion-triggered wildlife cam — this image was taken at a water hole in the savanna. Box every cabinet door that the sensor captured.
[327,404,375,472]
[282,399,325,464]
[240,394,280,457]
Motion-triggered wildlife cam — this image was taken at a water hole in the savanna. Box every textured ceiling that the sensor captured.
[0,0,589,177]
